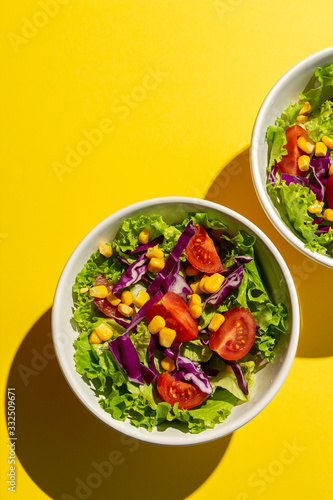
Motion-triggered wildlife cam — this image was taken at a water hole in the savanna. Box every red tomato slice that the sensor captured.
[326,175,333,209]
[277,124,307,176]
[185,225,223,274]
[157,372,207,409]
[93,274,121,318]
[209,307,256,361]
[146,291,198,342]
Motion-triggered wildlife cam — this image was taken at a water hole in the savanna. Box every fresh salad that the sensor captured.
[266,64,333,256]
[72,213,287,433]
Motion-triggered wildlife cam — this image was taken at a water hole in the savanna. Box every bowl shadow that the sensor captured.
[6,308,232,500]
[205,148,333,358]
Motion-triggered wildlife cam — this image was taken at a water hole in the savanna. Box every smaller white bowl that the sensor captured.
[251,47,333,268]
[52,197,299,446]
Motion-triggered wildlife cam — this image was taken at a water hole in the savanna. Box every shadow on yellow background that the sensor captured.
[6,150,333,499]
[205,148,333,359]
[7,309,231,500]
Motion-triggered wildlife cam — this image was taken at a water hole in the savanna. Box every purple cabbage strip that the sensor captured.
[130,234,164,254]
[316,226,333,234]
[310,151,330,179]
[308,166,326,202]
[312,217,324,225]
[280,172,310,187]
[164,348,212,395]
[108,333,143,384]
[117,255,130,266]
[162,272,193,301]
[224,360,249,395]
[108,332,156,385]
[111,316,131,329]
[147,220,196,296]
[124,289,163,334]
[204,266,244,309]
[268,164,278,186]
[113,253,148,293]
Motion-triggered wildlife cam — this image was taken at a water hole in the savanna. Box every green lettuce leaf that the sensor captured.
[304,100,333,142]
[180,338,212,362]
[210,361,255,402]
[300,64,333,113]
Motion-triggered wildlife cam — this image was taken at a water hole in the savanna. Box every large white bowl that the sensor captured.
[52,197,299,446]
[251,47,333,268]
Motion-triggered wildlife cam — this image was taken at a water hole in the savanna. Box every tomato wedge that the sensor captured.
[209,307,256,361]
[277,124,307,176]
[185,225,223,274]
[326,175,333,209]
[93,274,121,318]
[146,291,198,342]
[157,372,207,409]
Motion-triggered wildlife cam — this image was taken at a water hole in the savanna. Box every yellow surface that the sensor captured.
[1,1,333,499]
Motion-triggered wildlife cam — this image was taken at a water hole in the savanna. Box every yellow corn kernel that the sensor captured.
[225,364,233,373]
[208,313,225,332]
[159,327,177,348]
[80,287,88,293]
[297,136,315,154]
[297,155,310,172]
[89,331,102,344]
[185,264,200,276]
[315,141,327,157]
[299,101,311,115]
[161,356,176,371]
[199,275,209,293]
[148,315,166,334]
[121,291,133,306]
[117,303,133,317]
[329,164,333,176]
[95,323,113,341]
[138,228,150,244]
[307,201,324,214]
[107,292,121,306]
[322,136,333,149]
[190,280,203,294]
[89,285,109,298]
[148,258,165,273]
[324,209,333,222]
[146,246,164,259]
[133,290,150,308]
[189,304,202,319]
[204,273,225,294]
[188,293,201,307]
[296,114,308,124]
[99,244,113,258]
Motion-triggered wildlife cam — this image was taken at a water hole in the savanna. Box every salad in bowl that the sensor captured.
[53,198,299,445]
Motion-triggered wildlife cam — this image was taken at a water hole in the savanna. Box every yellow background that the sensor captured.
[1,1,333,499]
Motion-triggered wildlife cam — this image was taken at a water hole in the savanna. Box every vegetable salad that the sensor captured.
[72,213,287,433]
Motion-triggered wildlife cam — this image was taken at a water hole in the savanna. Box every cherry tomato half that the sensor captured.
[209,307,256,361]
[93,274,121,318]
[185,225,223,274]
[157,372,207,409]
[326,175,333,210]
[146,291,198,342]
[277,124,307,176]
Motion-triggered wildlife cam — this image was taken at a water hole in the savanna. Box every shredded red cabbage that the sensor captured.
[312,217,325,225]
[310,151,330,179]
[117,255,130,266]
[204,266,244,309]
[162,272,193,300]
[113,253,148,293]
[108,333,155,385]
[130,235,164,254]
[147,337,158,381]
[316,225,333,234]
[224,359,248,395]
[147,220,196,296]
[164,348,212,395]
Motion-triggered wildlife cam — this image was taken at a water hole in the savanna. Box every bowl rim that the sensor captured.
[251,46,333,269]
[52,196,299,446]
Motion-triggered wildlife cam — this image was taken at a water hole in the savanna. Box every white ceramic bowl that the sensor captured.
[251,47,333,268]
[52,197,299,446]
